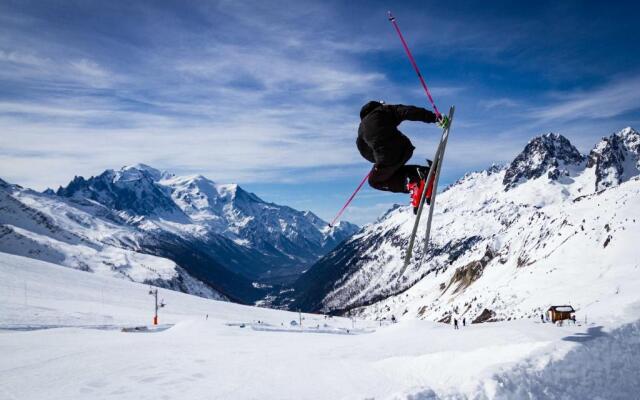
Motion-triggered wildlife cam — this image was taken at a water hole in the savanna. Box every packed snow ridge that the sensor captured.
[286,128,640,325]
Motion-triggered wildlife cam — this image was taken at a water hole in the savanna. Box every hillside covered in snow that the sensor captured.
[0,165,358,303]
[283,128,640,324]
[2,129,639,399]
[2,252,639,399]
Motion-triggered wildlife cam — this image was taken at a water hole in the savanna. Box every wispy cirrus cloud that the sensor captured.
[1,1,639,224]
[531,75,640,122]
[480,98,520,110]
[0,1,390,192]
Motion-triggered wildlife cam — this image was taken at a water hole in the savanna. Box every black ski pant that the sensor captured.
[368,163,421,193]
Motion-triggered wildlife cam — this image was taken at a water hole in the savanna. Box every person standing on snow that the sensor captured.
[453,318,459,330]
[357,101,448,208]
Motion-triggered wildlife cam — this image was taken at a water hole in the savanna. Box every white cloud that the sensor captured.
[0,49,49,67]
[2,2,639,225]
[0,2,395,193]
[480,98,520,110]
[532,75,640,121]
[69,59,113,88]
[0,48,117,90]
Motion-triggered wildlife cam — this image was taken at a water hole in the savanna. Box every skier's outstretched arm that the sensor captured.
[390,104,437,124]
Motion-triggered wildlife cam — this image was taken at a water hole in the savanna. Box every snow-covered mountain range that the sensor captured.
[0,165,358,303]
[284,127,640,323]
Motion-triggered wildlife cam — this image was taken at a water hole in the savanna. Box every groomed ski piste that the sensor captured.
[2,252,639,399]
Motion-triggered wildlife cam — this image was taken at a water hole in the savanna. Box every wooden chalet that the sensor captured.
[547,305,575,323]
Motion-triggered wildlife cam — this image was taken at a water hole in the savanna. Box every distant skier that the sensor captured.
[462,318,466,327]
[453,318,459,330]
[357,101,448,209]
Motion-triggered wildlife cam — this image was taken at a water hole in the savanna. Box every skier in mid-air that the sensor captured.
[357,101,448,210]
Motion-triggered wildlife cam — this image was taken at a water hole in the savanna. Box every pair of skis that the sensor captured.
[390,10,455,277]
[399,106,455,278]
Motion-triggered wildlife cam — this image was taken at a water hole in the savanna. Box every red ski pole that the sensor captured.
[388,11,441,119]
[328,171,370,227]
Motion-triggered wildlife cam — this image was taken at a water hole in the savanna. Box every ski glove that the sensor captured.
[436,114,450,129]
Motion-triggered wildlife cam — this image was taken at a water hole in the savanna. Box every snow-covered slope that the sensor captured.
[1,164,358,303]
[2,252,639,399]
[0,178,225,300]
[287,128,640,323]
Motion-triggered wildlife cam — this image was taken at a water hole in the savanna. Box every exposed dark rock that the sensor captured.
[503,133,584,190]
[443,246,496,294]
[438,314,452,324]
[588,128,640,191]
[432,236,483,265]
[472,308,497,324]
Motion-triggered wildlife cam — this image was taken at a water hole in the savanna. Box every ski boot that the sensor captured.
[407,160,436,215]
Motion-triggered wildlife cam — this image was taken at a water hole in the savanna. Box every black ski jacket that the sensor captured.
[357,104,437,167]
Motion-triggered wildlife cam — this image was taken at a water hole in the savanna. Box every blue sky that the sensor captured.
[1,1,639,225]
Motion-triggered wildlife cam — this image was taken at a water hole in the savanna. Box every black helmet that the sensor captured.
[360,100,384,120]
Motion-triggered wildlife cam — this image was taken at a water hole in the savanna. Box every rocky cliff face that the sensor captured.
[588,127,640,191]
[503,133,584,190]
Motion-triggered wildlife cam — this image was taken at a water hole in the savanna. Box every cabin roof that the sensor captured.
[548,305,575,313]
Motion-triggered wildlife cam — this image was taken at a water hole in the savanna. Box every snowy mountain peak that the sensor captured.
[162,174,245,217]
[503,132,584,190]
[617,126,638,138]
[617,127,640,152]
[302,210,325,228]
[56,166,185,219]
[119,163,170,181]
[162,174,261,213]
[216,183,242,200]
[163,171,357,266]
[115,166,153,183]
[588,127,640,191]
